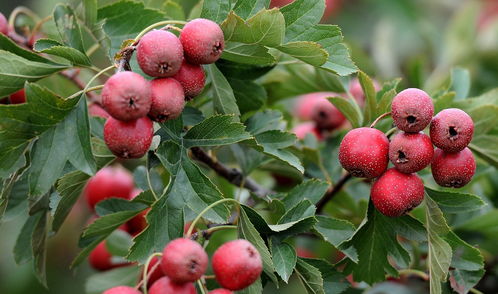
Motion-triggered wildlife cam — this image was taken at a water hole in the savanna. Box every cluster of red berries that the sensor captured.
[100,18,224,159]
[339,88,475,217]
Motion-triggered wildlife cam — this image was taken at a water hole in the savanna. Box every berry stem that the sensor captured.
[66,85,104,100]
[189,225,237,240]
[196,280,207,294]
[186,198,239,238]
[141,252,163,294]
[133,20,187,42]
[370,112,391,128]
[397,269,429,281]
[8,6,40,28]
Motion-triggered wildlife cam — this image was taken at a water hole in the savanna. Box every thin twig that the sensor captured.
[316,173,352,214]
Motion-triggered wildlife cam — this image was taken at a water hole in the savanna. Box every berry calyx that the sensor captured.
[371,168,425,217]
[431,147,476,188]
[88,241,129,271]
[0,13,8,35]
[430,108,474,153]
[339,127,390,178]
[311,98,346,130]
[148,78,185,122]
[209,289,233,294]
[180,18,224,64]
[137,30,183,77]
[292,122,323,141]
[83,166,134,210]
[160,238,208,284]
[391,88,434,133]
[172,60,206,99]
[388,132,434,174]
[9,89,26,104]
[294,92,338,121]
[103,286,142,294]
[102,71,152,121]
[103,116,154,159]
[88,102,110,119]
[212,239,263,291]
[149,276,196,294]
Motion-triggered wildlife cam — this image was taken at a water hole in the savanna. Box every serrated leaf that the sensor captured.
[457,210,498,236]
[245,110,283,135]
[222,42,276,65]
[295,258,325,294]
[469,136,498,168]
[271,241,296,282]
[314,215,355,248]
[425,187,486,214]
[230,144,269,175]
[450,268,485,294]
[83,0,97,29]
[277,41,328,66]
[278,200,315,224]
[281,179,329,209]
[85,266,139,294]
[163,0,185,20]
[328,96,363,128]
[206,64,241,117]
[305,259,350,294]
[358,71,378,124]
[183,115,252,148]
[106,230,133,257]
[34,38,91,66]
[281,0,324,42]
[200,0,231,23]
[53,4,87,52]
[229,78,267,114]
[237,278,263,294]
[233,0,270,19]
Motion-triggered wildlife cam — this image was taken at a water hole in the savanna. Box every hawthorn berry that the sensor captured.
[296,247,316,258]
[88,102,110,119]
[148,78,185,122]
[338,127,390,178]
[172,60,206,99]
[9,89,26,104]
[103,286,141,294]
[209,289,233,294]
[292,122,323,141]
[180,18,224,64]
[149,276,196,294]
[0,13,7,35]
[212,239,262,291]
[391,88,434,133]
[137,30,183,77]
[103,116,154,159]
[430,108,474,153]
[431,147,476,188]
[160,238,208,284]
[83,166,134,210]
[102,71,152,121]
[294,92,338,121]
[89,242,129,271]
[388,132,434,174]
[371,168,425,217]
[311,98,346,130]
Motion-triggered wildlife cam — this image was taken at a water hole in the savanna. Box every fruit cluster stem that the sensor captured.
[133,20,187,42]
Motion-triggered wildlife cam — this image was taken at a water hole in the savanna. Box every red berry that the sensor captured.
[9,89,26,104]
[104,116,154,159]
[209,289,233,294]
[180,18,224,64]
[102,71,152,121]
[294,92,338,120]
[149,276,196,294]
[349,78,381,107]
[148,78,185,122]
[127,189,149,235]
[212,239,262,291]
[388,132,434,174]
[311,98,346,130]
[88,242,129,271]
[172,60,206,99]
[103,286,141,294]
[296,247,315,258]
[84,166,134,210]
[292,122,323,141]
[161,238,208,284]
[88,102,110,119]
[391,88,434,133]
[371,168,425,217]
[431,147,476,188]
[137,30,183,77]
[338,127,389,178]
[430,108,474,153]
[0,13,7,35]
[144,256,165,288]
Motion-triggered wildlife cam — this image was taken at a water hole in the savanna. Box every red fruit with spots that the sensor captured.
[430,108,474,153]
[148,78,185,122]
[389,132,434,174]
[127,189,149,235]
[161,238,208,283]
[349,78,381,107]
[103,286,141,294]
[9,89,26,104]
[88,103,110,119]
[0,13,7,35]
[209,289,233,294]
[339,127,389,178]
[292,122,323,141]
[83,166,134,210]
[180,18,224,64]
[89,242,129,271]
[311,98,346,130]
[144,256,165,288]
[431,147,476,188]
[104,116,154,159]
[149,277,196,294]
[391,88,434,133]
[294,92,338,121]
[102,71,152,121]
[137,30,183,77]
[371,168,425,217]
[172,60,206,99]
[212,239,262,291]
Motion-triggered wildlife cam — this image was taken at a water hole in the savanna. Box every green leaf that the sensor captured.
[457,210,498,236]
[53,4,87,52]
[183,115,252,148]
[83,0,97,29]
[278,200,315,224]
[200,0,231,23]
[281,179,329,209]
[469,136,498,168]
[230,144,269,175]
[295,258,325,294]
[206,64,241,117]
[33,39,91,66]
[222,42,276,65]
[245,110,283,134]
[271,241,296,282]
[233,0,270,19]
[359,71,378,124]
[450,268,485,294]
[281,0,324,42]
[106,230,133,257]
[450,67,470,100]
[163,0,185,20]
[305,259,350,294]
[229,78,267,114]
[314,215,355,249]
[444,231,483,272]
[328,96,363,128]
[425,187,486,214]
[85,266,139,294]
[277,41,328,66]
[237,278,263,294]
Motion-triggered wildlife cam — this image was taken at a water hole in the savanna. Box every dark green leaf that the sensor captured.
[295,258,325,294]
[222,42,276,65]
[106,230,133,257]
[183,115,252,148]
[83,0,97,29]
[229,79,267,114]
[277,41,328,66]
[53,171,90,232]
[33,39,91,66]
[305,259,350,294]
[85,266,139,294]
[271,241,296,283]
[281,0,324,42]
[200,0,230,23]
[281,179,329,209]
[233,0,270,19]
[206,64,241,117]
[245,110,283,135]
[328,96,363,128]
[314,215,355,249]
[53,4,87,52]
[359,71,378,124]
[163,0,185,20]
[425,187,486,214]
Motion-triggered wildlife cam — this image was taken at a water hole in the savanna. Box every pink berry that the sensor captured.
[137,30,183,77]
[149,277,196,294]
[83,166,134,210]
[102,71,152,121]
[389,132,434,174]
[103,286,141,294]
[148,78,185,122]
[209,289,233,294]
[292,122,323,141]
[89,242,130,271]
[311,98,346,130]
[104,116,154,159]
[294,92,338,120]
[391,88,434,133]
[160,238,208,284]
[0,13,7,35]
[431,147,476,188]
[9,89,26,104]
[88,102,110,119]
[212,239,263,291]
[172,60,206,99]
[338,127,389,178]
[180,18,224,64]
[430,108,474,153]
[371,168,425,217]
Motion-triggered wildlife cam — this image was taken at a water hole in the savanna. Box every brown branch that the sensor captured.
[316,173,352,214]
[190,147,272,198]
